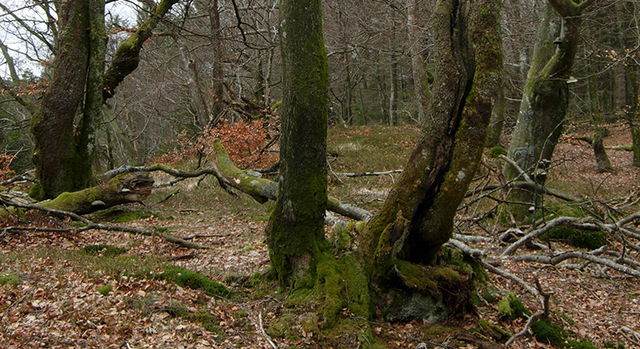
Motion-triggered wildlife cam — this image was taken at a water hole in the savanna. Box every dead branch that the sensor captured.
[2,202,205,249]
[102,164,237,196]
[501,216,596,256]
[335,169,403,177]
[505,279,553,347]
[507,249,640,277]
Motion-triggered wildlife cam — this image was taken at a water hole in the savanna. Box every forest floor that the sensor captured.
[1,123,639,348]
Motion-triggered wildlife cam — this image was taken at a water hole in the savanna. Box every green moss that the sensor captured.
[164,302,224,336]
[98,285,113,296]
[155,265,229,298]
[497,292,531,320]
[487,145,507,158]
[82,244,128,257]
[28,183,44,200]
[0,272,21,286]
[113,210,154,223]
[481,286,501,303]
[478,319,510,342]
[540,226,607,249]
[532,318,568,347]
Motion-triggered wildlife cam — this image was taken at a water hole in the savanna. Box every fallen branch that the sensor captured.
[505,279,553,347]
[102,164,237,196]
[2,202,205,249]
[214,140,373,222]
[335,169,403,177]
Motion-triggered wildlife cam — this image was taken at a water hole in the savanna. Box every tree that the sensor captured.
[265,0,329,286]
[30,0,179,199]
[504,0,594,220]
[263,0,502,329]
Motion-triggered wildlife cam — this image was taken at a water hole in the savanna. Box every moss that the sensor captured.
[497,292,531,320]
[113,210,154,223]
[266,314,298,339]
[28,183,44,200]
[82,244,128,257]
[394,259,461,293]
[487,145,507,158]
[532,318,568,347]
[478,319,510,342]
[540,226,607,249]
[481,286,501,303]
[164,302,224,336]
[155,265,229,298]
[98,285,113,296]
[0,272,21,286]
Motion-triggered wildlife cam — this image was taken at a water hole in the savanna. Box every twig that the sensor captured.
[257,312,277,349]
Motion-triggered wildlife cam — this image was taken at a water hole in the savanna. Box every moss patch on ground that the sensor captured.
[154,265,229,298]
[0,272,21,286]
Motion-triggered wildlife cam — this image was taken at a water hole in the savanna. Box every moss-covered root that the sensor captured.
[287,252,375,347]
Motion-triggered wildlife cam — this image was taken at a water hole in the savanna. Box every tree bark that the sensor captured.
[265,0,329,286]
[503,1,592,220]
[209,0,225,126]
[31,0,91,199]
[361,0,501,271]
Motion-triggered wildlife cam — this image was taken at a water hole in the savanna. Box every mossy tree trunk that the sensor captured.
[31,0,97,199]
[359,0,502,312]
[588,75,613,173]
[265,0,329,287]
[31,0,179,199]
[503,0,593,221]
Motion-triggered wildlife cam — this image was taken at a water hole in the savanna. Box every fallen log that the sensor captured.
[1,173,153,217]
[213,140,372,221]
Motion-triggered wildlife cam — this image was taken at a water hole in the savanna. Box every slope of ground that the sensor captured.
[1,124,639,348]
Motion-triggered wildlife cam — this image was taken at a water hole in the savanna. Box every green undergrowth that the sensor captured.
[487,145,507,158]
[153,265,229,297]
[532,318,598,349]
[0,272,21,286]
[98,284,113,296]
[163,302,224,336]
[82,244,129,257]
[92,208,158,223]
[527,202,608,249]
[497,292,531,320]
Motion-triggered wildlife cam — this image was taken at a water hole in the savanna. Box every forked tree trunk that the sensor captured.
[360,0,502,290]
[504,1,592,221]
[265,0,329,287]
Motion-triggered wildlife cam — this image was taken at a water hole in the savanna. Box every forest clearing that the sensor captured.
[2,124,639,348]
[2,0,640,347]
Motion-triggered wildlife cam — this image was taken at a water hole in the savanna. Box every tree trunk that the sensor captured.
[1,173,153,218]
[266,0,329,286]
[588,75,613,172]
[31,0,91,199]
[485,82,506,147]
[360,0,502,303]
[407,0,430,123]
[32,0,179,199]
[504,1,591,221]
[209,0,225,126]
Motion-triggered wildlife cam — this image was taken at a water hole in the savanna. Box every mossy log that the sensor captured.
[213,140,371,222]
[1,173,153,217]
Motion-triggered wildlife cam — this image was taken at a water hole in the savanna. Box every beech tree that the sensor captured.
[504,0,594,220]
[30,0,179,199]
[265,0,502,332]
[265,0,329,286]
